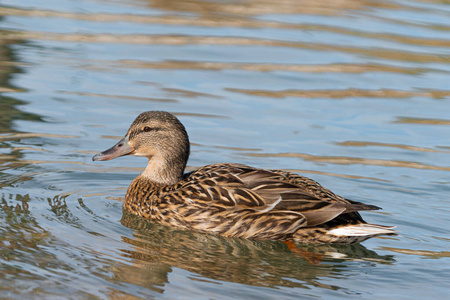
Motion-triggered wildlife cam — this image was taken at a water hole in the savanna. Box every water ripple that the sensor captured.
[245,152,450,171]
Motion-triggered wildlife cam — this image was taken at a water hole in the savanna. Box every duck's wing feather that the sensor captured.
[183,164,379,227]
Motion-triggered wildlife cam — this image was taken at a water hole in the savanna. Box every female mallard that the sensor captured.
[93,111,395,244]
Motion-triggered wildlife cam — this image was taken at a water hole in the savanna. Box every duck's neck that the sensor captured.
[140,154,185,185]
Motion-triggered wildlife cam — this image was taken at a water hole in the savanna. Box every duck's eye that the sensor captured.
[143,126,152,132]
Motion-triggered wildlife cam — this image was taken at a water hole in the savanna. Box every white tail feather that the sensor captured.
[328,224,396,237]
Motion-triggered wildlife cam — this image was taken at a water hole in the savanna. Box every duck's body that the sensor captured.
[93,111,395,244]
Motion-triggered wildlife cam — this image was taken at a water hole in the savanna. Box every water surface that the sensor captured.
[0,0,449,299]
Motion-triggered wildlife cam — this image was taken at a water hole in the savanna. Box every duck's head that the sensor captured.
[93,111,190,184]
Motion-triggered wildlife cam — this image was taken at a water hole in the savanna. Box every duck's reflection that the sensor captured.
[116,211,395,292]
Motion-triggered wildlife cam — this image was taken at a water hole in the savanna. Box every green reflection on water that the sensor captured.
[0,37,42,134]
[0,95,43,134]
[0,193,124,298]
[0,194,53,293]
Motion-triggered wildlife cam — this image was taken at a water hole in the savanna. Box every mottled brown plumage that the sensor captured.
[93,111,395,244]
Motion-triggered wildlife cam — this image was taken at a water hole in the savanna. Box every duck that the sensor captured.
[93,111,395,244]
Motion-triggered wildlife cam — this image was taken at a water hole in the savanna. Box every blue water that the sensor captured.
[0,0,449,299]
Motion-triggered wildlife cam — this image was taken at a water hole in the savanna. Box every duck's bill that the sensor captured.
[92,136,134,161]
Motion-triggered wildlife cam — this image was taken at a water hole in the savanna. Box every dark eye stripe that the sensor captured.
[128,127,163,139]
[142,127,162,133]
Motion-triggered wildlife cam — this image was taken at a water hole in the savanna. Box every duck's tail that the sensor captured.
[327,223,396,243]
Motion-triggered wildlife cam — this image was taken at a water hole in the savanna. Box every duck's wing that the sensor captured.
[184,164,379,227]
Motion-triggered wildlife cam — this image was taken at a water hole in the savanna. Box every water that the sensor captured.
[0,0,449,299]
